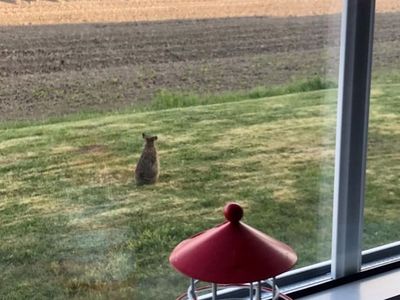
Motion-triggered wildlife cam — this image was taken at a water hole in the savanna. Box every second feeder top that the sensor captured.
[169,202,298,284]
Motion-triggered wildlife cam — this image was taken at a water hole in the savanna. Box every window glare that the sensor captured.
[365,1,400,251]
[0,1,398,299]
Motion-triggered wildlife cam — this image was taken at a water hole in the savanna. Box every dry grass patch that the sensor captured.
[1,0,400,25]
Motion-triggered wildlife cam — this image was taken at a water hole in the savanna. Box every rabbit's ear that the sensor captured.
[142,133,146,139]
[154,136,158,141]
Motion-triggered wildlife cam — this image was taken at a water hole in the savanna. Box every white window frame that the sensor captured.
[214,0,400,298]
[281,0,400,296]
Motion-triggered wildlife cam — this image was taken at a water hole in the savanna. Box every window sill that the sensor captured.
[296,266,400,300]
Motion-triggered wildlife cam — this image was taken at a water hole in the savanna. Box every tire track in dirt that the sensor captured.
[0,16,341,76]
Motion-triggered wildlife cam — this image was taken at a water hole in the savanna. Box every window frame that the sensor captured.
[281,0,400,296]
[218,0,400,298]
[331,0,376,279]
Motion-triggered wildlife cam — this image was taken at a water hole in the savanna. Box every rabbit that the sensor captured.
[135,133,159,185]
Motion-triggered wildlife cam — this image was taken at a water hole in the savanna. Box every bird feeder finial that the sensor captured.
[223,202,244,223]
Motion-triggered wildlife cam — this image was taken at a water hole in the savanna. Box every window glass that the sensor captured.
[0,1,340,298]
[364,1,400,251]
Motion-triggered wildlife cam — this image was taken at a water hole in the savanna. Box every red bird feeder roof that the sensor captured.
[169,202,297,284]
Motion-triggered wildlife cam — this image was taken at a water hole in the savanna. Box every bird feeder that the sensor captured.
[169,202,297,300]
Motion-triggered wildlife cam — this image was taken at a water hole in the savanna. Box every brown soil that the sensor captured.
[0,2,399,121]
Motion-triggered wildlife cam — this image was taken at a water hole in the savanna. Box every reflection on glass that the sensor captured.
[0,1,343,299]
[364,2,400,251]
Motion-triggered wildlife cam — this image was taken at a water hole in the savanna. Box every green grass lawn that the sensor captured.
[0,84,399,299]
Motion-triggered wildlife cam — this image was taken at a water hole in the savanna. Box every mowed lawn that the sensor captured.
[0,86,399,299]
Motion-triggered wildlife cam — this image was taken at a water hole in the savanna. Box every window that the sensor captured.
[364,0,400,252]
[0,1,398,300]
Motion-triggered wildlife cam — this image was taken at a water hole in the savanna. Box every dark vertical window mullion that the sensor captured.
[332,0,376,279]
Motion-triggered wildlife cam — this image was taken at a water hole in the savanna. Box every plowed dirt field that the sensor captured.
[0,1,399,120]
